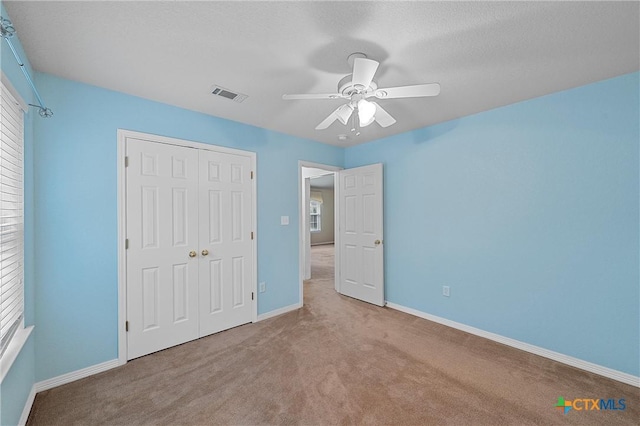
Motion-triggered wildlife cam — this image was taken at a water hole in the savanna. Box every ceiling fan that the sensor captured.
[283,53,440,133]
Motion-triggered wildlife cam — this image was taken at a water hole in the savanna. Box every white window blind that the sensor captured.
[0,81,24,357]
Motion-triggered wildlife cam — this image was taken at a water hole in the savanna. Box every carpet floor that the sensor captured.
[27,244,639,425]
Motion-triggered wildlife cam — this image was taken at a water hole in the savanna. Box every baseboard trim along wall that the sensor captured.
[19,359,120,424]
[385,302,639,388]
[257,303,300,322]
[35,359,120,393]
[18,385,36,426]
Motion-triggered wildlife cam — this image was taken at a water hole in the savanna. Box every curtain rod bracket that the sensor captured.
[0,16,15,39]
[28,104,54,118]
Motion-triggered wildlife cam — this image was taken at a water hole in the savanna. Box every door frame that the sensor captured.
[117,129,258,365]
[298,161,342,307]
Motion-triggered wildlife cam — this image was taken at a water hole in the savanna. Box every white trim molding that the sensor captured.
[386,302,640,388]
[34,359,120,393]
[19,359,120,425]
[257,303,300,322]
[18,385,36,426]
[0,324,33,384]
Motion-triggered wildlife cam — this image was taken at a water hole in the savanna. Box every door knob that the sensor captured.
[201,249,209,256]
[374,240,382,245]
[189,250,197,258]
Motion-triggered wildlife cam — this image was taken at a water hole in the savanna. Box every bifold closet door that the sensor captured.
[126,138,200,360]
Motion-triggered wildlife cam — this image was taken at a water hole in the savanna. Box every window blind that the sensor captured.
[0,82,24,356]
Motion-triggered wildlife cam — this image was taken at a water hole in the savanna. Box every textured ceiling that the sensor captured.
[310,174,335,190]
[4,1,639,147]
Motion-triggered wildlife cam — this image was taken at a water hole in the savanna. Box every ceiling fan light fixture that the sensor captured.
[336,104,354,125]
[357,99,376,127]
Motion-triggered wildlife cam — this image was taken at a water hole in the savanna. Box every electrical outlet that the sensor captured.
[259,282,266,293]
[442,286,450,297]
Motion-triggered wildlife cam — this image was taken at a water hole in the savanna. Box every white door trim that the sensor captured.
[298,161,342,307]
[117,129,258,365]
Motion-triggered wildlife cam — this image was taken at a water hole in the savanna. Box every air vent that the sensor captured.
[211,85,248,103]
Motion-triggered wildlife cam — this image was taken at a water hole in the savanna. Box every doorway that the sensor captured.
[308,174,335,295]
[299,161,386,309]
[299,162,341,306]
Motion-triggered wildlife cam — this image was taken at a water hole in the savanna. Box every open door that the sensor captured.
[336,163,384,306]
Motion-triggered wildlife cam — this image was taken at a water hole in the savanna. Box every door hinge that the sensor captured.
[250,171,254,180]
[125,321,129,332]
[125,156,129,167]
[125,239,129,249]
[251,292,254,301]
[251,231,254,240]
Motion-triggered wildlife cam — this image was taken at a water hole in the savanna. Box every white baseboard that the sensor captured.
[18,384,36,426]
[34,358,120,393]
[385,302,640,388]
[18,359,120,424]
[257,303,300,322]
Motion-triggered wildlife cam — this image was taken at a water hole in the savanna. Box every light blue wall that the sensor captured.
[345,72,640,376]
[0,3,37,425]
[32,72,343,381]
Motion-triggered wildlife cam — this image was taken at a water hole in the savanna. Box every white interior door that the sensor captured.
[337,163,384,306]
[126,138,200,359]
[198,149,253,336]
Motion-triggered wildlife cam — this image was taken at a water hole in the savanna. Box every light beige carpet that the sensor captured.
[27,244,639,425]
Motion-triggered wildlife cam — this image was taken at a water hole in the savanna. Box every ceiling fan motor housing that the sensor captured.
[338,75,378,97]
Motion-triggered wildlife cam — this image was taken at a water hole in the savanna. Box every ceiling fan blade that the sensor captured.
[351,58,379,89]
[370,102,396,128]
[283,93,344,100]
[375,83,441,99]
[315,106,341,130]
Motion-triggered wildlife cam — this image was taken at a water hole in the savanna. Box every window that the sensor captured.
[310,200,321,232]
[0,81,24,357]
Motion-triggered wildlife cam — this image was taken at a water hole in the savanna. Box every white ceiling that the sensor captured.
[310,174,335,190]
[4,1,639,147]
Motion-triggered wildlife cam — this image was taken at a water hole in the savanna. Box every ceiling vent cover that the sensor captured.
[211,85,248,103]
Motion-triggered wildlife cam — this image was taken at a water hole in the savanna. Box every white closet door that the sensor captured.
[198,149,253,336]
[126,138,199,360]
